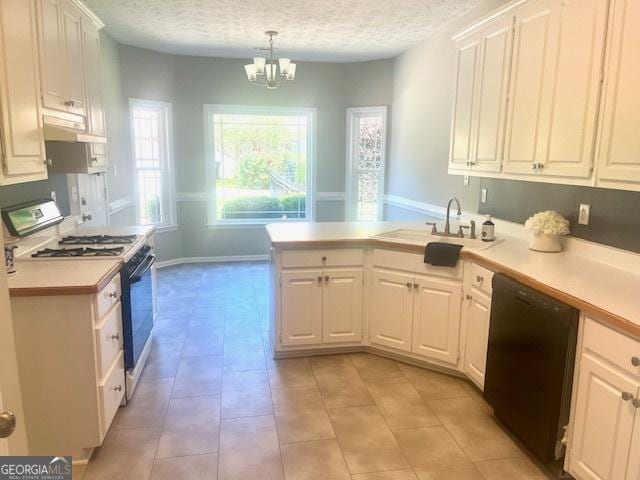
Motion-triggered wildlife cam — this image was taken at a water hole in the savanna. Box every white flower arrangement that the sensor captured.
[525,210,570,236]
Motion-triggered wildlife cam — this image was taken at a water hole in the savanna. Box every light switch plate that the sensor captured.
[50,190,57,202]
[481,188,488,204]
[464,175,469,186]
[578,204,590,225]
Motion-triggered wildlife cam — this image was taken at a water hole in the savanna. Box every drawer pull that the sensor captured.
[113,385,122,392]
[476,275,483,283]
[622,392,633,401]
[632,356,640,367]
[108,292,118,299]
[110,334,120,341]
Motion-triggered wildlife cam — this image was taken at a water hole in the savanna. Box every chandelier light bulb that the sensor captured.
[253,57,266,75]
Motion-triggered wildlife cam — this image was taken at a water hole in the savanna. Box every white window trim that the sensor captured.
[129,98,177,228]
[345,106,388,221]
[203,104,316,226]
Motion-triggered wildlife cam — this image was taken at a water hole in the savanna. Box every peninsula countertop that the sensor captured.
[266,221,640,338]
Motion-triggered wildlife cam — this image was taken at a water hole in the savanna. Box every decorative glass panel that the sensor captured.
[356,171,379,221]
[357,116,383,170]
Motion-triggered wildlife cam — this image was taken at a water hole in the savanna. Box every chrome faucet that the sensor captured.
[444,197,462,236]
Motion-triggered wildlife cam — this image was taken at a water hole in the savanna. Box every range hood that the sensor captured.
[44,124,106,144]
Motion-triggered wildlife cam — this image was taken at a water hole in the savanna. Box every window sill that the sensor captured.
[206,219,308,230]
[154,224,180,233]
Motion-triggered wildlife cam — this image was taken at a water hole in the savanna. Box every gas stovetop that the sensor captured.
[59,234,137,245]
[31,246,125,258]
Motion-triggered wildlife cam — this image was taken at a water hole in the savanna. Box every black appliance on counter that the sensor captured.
[120,244,155,371]
[485,274,579,479]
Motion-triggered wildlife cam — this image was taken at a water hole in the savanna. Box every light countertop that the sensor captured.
[266,221,640,338]
[8,259,121,297]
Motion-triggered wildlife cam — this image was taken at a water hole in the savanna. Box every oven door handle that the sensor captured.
[129,255,155,284]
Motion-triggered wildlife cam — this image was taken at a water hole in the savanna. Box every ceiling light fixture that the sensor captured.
[245,31,296,89]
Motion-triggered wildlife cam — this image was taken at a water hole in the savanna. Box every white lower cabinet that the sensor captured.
[369,268,462,364]
[463,288,491,389]
[412,275,462,365]
[569,353,640,480]
[280,267,363,347]
[369,269,414,352]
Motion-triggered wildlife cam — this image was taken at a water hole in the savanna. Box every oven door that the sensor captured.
[122,253,155,371]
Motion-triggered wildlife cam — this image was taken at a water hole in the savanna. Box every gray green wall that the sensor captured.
[385,0,640,254]
[109,45,393,261]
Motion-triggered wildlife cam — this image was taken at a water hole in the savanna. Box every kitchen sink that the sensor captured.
[371,228,503,250]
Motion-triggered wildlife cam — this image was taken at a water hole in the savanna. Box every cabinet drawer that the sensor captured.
[96,273,121,319]
[583,317,640,378]
[281,249,364,268]
[95,304,123,380]
[470,263,494,295]
[372,249,463,280]
[99,351,125,436]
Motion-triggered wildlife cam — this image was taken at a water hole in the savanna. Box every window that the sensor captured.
[129,99,175,227]
[346,106,387,221]
[204,105,315,224]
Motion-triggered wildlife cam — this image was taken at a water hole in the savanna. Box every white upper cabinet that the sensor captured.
[36,0,87,119]
[0,0,47,185]
[411,275,462,365]
[81,15,104,138]
[503,0,607,178]
[449,33,480,171]
[449,14,514,174]
[595,0,640,190]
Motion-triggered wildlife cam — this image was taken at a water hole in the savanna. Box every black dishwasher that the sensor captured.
[484,274,579,478]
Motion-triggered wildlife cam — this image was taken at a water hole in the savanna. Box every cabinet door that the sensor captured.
[322,268,363,344]
[36,0,67,112]
[471,15,513,173]
[449,33,479,171]
[412,275,462,365]
[369,269,414,352]
[82,17,105,138]
[536,0,607,178]
[61,0,85,116]
[463,288,491,389]
[0,0,47,182]
[503,0,555,175]
[569,353,640,480]
[280,270,323,346]
[595,0,640,188]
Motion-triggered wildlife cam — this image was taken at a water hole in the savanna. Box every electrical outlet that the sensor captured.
[481,188,488,204]
[112,164,118,177]
[463,175,469,186]
[71,186,78,203]
[578,204,590,225]
[50,190,57,202]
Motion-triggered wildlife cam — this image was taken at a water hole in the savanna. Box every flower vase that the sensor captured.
[529,232,563,252]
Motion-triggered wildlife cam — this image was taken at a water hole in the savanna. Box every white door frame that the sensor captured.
[345,106,388,221]
[0,235,28,455]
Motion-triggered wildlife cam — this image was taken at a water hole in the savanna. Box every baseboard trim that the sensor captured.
[156,254,270,269]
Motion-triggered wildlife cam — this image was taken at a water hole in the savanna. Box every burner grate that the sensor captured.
[31,246,125,258]
[59,234,137,245]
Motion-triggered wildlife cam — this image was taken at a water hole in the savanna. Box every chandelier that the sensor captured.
[244,31,296,89]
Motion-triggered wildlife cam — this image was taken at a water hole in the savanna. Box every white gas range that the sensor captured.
[3,200,156,401]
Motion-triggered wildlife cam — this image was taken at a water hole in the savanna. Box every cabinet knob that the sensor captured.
[110,334,120,341]
[321,256,327,262]
[113,385,122,392]
[622,392,633,401]
[324,275,329,283]
[633,398,640,409]
[317,276,323,283]
[537,163,544,170]
[108,291,118,299]
[64,100,75,107]
[466,294,472,300]
[413,283,419,289]
[532,163,538,170]
[406,282,412,288]
[632,356,640,367]
[476,275,483,283]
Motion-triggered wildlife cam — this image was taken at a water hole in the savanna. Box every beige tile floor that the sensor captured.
[75,262,551,480]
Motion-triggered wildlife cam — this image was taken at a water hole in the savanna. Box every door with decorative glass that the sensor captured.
[346,106,387,221]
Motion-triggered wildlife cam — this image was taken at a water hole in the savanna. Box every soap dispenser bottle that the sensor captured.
[481,215,495,242]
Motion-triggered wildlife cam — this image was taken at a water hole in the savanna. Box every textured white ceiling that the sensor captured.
[84,0,480,62]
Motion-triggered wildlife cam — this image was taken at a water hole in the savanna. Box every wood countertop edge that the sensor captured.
[270,237,640,340]
[9,262,122,298]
